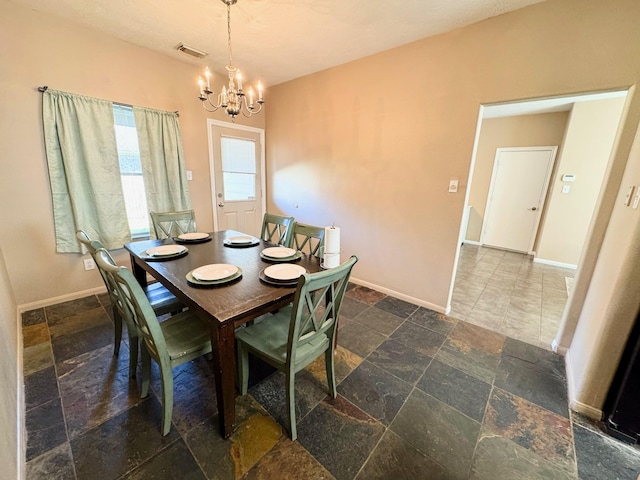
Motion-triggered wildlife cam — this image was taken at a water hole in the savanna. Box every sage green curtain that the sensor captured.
[43,90,131,253]
[133,107,192,224]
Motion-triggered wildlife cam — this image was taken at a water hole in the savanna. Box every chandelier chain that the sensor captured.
[227,2,233,67]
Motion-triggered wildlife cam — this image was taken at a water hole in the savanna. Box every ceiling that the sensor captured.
[9,0,545,87]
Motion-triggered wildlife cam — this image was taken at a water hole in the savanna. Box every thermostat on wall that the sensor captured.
[561,174,576,182]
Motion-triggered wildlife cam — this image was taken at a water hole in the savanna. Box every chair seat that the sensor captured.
[144,282,182,316]
[161,312,212,361]
[235,306,329,368]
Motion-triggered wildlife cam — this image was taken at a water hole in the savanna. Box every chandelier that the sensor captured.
[198,0,264,119]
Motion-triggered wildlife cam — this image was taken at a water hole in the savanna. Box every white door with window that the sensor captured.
[481,146,557,253]
[208,120,265,236]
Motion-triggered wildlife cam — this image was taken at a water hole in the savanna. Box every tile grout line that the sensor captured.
[467,382,498,478]
[27,303,78,479]
[21,283,632,479]
[349,297,457,478]
[456,245,572,351]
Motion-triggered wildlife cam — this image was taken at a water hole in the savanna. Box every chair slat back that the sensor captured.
[150,210,197,239]
[288,222,325,257]
[260,213,295,246]
[94,249,167,363]
[76,230,104,258]
[287,256,357,362]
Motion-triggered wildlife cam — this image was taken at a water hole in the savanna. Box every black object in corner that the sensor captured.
[603,308,640,444]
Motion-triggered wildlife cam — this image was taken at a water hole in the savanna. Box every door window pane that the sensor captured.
[221,136,256,201]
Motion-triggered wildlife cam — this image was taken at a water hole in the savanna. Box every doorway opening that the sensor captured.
[448,90,628,350]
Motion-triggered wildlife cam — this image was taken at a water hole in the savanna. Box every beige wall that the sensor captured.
[536,97,626,266]
[465,112,569,243]
[265,0,640,413]
[0,0,264,307]
[0,244,19,479]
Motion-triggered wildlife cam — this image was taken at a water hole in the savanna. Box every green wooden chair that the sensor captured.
[76,230,183,377]
[260,213,295,246]
[235,255,358,440]
[287,222,325,257]
[150,209,197,239]
[94,249,212,436]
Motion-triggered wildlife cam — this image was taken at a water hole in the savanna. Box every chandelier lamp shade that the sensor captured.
[198,0,264,119]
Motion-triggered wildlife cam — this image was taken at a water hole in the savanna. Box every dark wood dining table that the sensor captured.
[124,230,322,438]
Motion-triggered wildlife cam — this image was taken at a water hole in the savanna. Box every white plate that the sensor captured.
[178,232,210,240]
[264,264,306,281]
[146,245,186,256]
[228,235,254,244]
[192,263,239,281]
[262,247,297,258]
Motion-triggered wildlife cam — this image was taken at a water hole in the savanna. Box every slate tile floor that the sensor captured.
[23,286,640,479]
[451,244,576,350]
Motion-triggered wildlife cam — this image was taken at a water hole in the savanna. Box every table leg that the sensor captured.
[210,321,237,438]
[129,254,148,287]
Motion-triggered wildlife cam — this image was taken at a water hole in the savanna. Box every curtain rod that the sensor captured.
[37,85,179,116]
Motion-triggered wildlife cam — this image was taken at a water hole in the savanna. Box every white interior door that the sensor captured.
[208,120,265,236]
[481,146,557,253]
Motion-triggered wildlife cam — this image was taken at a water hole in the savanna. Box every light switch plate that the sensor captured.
[624,186,635,206]
[448,179,459,193]
[562,185,571,194]
[186,170,193,181]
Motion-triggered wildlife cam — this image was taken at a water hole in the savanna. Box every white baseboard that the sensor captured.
[16,307,25,480]
[570,398,603,420]
[533,257,577,270]
[462,240,482,246]
[349,276,446,314]
[551,338,568,355]
[18,286,107,313]
[565,349,603,420]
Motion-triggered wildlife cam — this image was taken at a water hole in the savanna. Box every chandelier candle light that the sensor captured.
[198,0,264,118]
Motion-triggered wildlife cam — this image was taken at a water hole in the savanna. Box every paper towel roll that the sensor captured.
[324,253,340,269]
[324,226,340,253]
[324,226,340,268]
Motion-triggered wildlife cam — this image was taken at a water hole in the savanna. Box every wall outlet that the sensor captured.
[84,258,95,270]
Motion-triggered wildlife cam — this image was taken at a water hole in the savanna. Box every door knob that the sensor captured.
[218,202,224,207]
[528,207,537,211]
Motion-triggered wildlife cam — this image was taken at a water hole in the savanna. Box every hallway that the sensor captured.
[450,245,575,350]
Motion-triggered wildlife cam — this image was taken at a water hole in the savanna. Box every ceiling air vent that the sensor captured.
[176,43,208,59]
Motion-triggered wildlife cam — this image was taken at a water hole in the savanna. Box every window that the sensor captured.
[113,105,150,237]
[43,89,191,252]
[221,136,256,201]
